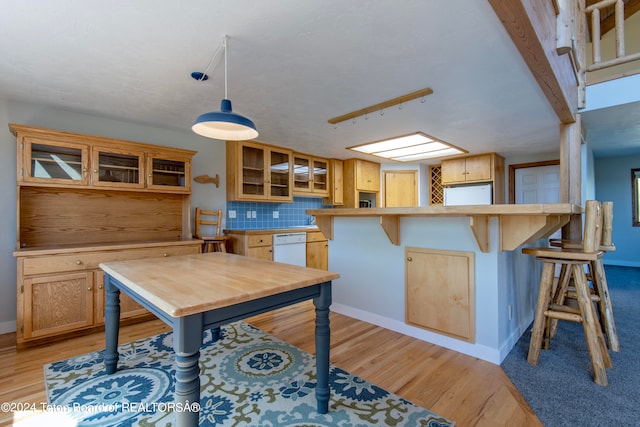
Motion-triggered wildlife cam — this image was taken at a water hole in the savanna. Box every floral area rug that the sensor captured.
[44,321,454,426]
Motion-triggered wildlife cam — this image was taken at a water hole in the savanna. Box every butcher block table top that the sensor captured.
[100,252,339,317]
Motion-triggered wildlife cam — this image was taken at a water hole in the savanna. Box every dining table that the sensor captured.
[100,252,339,427]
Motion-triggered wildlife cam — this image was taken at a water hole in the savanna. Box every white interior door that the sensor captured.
[515,165,561,241]
[515,165,560,204]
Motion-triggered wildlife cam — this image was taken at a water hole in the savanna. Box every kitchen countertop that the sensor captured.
[13,239,204,256]
[224,226,319,234]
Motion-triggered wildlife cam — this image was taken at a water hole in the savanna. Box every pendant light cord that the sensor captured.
[197,35,228,84]
[223,36,228,99]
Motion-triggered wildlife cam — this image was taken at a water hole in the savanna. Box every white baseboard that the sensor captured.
[0,320,16,335]
[331,303,501,365]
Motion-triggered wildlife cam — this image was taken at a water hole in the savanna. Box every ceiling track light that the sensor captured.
[192,35,258,141]
[327,87,433,125]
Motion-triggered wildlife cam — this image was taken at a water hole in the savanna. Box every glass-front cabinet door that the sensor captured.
[146,155,191,193]
[241,143,266,198]
[229,141,292,201]
[269,148,292,200]
[312,158,328,194]
[91,146,144,189]
[293,154,311,193]
[21,137,89,185]
[292,154,329,196]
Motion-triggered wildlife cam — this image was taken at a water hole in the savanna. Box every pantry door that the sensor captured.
[383,170,418,207]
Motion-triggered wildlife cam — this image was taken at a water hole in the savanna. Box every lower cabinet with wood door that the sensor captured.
[306,231,328,270]
[225,228,327,268]
[225,231,274,260]
[14,241,201,346]
[405,247,475,342]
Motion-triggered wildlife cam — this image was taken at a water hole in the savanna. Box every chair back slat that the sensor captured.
[601,201,614,247]
[195,208,223,238]
[583,200,602,253]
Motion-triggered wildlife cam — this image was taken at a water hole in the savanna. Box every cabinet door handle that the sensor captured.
[93,169,99,173]
[87,287,93,291]
[163,253,169,257]
[407,257,413,262]
[98,285,103,289]
[76,260,82,265]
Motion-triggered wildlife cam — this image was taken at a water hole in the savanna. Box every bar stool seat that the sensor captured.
[522,201,612,386]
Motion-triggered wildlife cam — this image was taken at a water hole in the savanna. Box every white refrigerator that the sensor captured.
[443,183,493,206]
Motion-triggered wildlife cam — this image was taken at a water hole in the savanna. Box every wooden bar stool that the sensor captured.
[549,201,619,352]
[194,208,230,253]
[522,201,612,386]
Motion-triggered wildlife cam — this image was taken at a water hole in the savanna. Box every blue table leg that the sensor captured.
[313,281,332,414]
[173,314,203,427]
[104,274,121,374]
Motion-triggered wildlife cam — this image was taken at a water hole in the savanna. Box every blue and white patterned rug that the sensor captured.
[44,321,455,426]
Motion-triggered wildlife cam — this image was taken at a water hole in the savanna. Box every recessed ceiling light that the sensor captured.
[347,132,467,162]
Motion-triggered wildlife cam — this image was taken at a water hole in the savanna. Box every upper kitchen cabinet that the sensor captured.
[226,140,293,202]
[323,159,344,206]
[12,124,195,193]
[293,153,329,197]
[440,153,505,204]
[343,158,381,208]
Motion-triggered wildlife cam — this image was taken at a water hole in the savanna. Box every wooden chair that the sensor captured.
[522,200,612,386]
[548,201,619,352]
[194,208,230,253]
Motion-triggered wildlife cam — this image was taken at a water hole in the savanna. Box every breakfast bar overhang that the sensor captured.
[308,204,582,253]
[306,204,582,364]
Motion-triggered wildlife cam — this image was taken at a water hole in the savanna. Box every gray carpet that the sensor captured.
[501,265,640,426]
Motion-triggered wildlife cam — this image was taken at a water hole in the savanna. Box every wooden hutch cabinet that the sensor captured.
[226,140,293,202]
[11,124,202,346]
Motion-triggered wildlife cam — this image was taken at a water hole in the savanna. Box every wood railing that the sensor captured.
[554,0,639,106]
[585,0,640,71]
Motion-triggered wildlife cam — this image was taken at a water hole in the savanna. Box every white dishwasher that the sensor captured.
[273,232,307,266]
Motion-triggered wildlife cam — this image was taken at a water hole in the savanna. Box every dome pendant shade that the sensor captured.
[192,99,258,140]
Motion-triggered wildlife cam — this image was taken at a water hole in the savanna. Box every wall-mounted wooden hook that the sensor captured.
[194,174,219,188]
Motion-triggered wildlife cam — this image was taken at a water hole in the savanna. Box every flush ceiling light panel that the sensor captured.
[348,132,467,162]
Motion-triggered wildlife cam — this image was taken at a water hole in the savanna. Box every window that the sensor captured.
[633,168,640,227]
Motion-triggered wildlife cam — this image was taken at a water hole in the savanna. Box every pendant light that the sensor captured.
[192,36,258,141]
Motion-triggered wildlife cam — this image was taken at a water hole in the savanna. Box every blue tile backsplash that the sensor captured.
[226,197,331,229]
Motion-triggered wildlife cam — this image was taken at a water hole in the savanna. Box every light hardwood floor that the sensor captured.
[0,302,541,426]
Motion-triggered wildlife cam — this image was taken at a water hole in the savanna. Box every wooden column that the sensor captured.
[560,114,583,241]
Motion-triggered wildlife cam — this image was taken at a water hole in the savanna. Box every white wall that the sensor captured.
[0,99,227,333]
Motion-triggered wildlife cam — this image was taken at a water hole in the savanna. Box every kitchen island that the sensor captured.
[306,204,581,364]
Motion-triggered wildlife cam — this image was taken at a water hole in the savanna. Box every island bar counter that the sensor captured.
[307,204,582,253]
[305,203,582,364]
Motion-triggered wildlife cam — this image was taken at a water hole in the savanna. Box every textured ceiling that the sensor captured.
[0,1,637,162]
